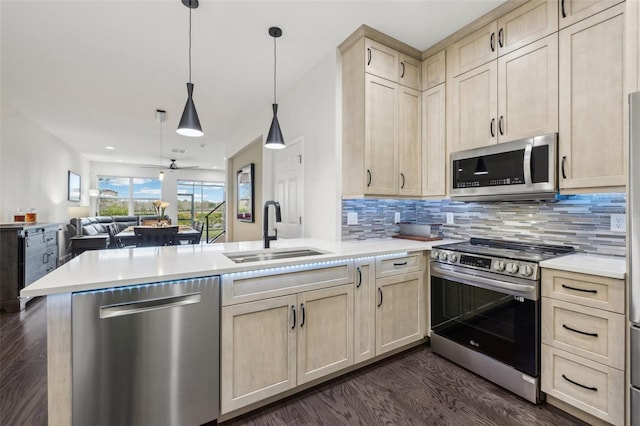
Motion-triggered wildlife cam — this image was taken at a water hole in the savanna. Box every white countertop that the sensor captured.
[539,253,626,279]
[21,238,458,297]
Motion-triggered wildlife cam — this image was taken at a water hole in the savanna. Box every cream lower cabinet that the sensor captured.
[541,268,625,426]
[221,284,354,414]
[354,259,376,363]
[375,272,423,355]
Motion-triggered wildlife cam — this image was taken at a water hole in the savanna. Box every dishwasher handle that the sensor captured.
[100,293,202,319]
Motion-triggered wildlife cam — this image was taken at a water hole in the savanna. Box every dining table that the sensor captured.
[116,225,201,245]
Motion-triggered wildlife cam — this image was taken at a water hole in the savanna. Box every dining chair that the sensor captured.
[106,223,124,249]
[134,226,179,247]
[191,221,204,244]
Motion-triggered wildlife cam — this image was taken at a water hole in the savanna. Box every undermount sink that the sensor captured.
[223,248,327,264]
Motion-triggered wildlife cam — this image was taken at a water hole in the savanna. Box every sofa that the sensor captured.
[71,215,171,236]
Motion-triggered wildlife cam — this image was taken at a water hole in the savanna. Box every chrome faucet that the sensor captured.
[263,200,282,249]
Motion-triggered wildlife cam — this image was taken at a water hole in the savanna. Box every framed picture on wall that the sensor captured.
[68,170,81,202]
[236,163,254,222]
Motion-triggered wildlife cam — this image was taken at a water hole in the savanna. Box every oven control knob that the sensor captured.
[431,250,439,260]
[520,265,534,277]
[494,261,506,272]
[438,252,448,262]
[448,253,459,263]
[506,263,519,274]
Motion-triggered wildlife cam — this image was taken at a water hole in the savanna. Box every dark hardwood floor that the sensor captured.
[1,297,586,426]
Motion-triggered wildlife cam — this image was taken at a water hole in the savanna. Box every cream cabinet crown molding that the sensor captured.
[422,0,529,60]
[338,24,421,59]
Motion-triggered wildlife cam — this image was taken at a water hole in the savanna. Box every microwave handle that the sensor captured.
[523,141,533,185]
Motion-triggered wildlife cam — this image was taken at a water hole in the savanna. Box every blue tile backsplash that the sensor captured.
[342,193,626,257]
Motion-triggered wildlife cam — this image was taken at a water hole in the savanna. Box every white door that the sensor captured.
[274,139,303,238]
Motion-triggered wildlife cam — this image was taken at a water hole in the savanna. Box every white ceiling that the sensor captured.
[1,0,504,171]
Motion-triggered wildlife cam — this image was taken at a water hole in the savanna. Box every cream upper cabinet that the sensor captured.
[398,54,422,90]
[450,61,498,152]
[497,0,558,56]
[354,260,376,364]
[421,83,447,197]
[559,0,624,29]
[342,37,422,198]
[497,33,558,142]
[559,4,626,192]
[220,295,298,414]
[365,74,399,195]
[451,32,558,152]
[448,21,498,77]
[364,38,398,82]
[297,285,354,385]
[422,50,446,90]
[375,271,423,355]
[398,85,422,196]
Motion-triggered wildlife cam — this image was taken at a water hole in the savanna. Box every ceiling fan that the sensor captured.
[167,159,198,170]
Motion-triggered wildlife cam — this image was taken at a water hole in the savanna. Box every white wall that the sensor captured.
[227,50,341,241]
[0,105,91,223]
[90,161,226,223]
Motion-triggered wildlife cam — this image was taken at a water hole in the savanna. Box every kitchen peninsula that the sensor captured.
[23,238,455,425]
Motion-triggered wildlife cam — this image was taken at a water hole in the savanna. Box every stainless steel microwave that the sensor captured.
[450,134,557,201]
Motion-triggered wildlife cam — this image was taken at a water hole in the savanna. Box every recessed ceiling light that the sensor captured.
[105,146,115,150]
[117,159,123,162]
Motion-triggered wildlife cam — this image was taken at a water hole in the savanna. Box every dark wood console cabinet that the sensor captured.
[0,223,60,312]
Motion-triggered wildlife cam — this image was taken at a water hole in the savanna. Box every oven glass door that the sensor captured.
[431,274,539,377]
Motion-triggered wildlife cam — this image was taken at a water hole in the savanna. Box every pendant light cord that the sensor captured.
[188,5,192,83]
[273,35,277,104]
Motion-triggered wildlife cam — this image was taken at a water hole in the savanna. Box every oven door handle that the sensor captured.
[431,264,536,299]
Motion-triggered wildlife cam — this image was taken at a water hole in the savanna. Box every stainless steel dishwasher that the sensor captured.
[72,276,219,426]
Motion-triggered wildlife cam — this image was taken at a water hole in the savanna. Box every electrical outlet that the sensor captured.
[394,212,401,224]
[446,212,454,225]
[347,212,358,225]
[610,214,626,232]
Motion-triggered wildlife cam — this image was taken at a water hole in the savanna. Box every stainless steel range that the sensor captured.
[430,238,574,403]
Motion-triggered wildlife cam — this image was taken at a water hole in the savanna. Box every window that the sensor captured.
[177,180,225,238]
[97,177,162,216]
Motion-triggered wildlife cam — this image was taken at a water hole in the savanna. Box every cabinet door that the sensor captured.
[398,54,421,90]
[297,285,354,384]
[398,85,422,196]
[497,33,558,143]
[422,83,446,197]
[448,21,498,77]
[376,272,422,355]
[220,295,297,414]
[365,38,398,81]
[497,0,558,56]
[365,74,398,195]
[559,0,624,29]
[559,5,626,191]
[354,260,376,364]
[451,61,498,152]
[422,50,446,90]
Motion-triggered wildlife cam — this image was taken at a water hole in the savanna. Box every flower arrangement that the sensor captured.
[152,200,170,221]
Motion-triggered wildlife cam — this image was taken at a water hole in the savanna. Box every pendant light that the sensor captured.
[265,26,285,149]
[177,0,203,137]
[157,109,166,181]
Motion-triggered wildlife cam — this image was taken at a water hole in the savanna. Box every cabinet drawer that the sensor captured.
[221,260,354,306]
[541,345,624,426]
[542,298,624,369]
[375,252,423,278]
[541,268,625,313]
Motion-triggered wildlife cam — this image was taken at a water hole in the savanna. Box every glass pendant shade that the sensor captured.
[177,82,203,137]
[265,103,286,149]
